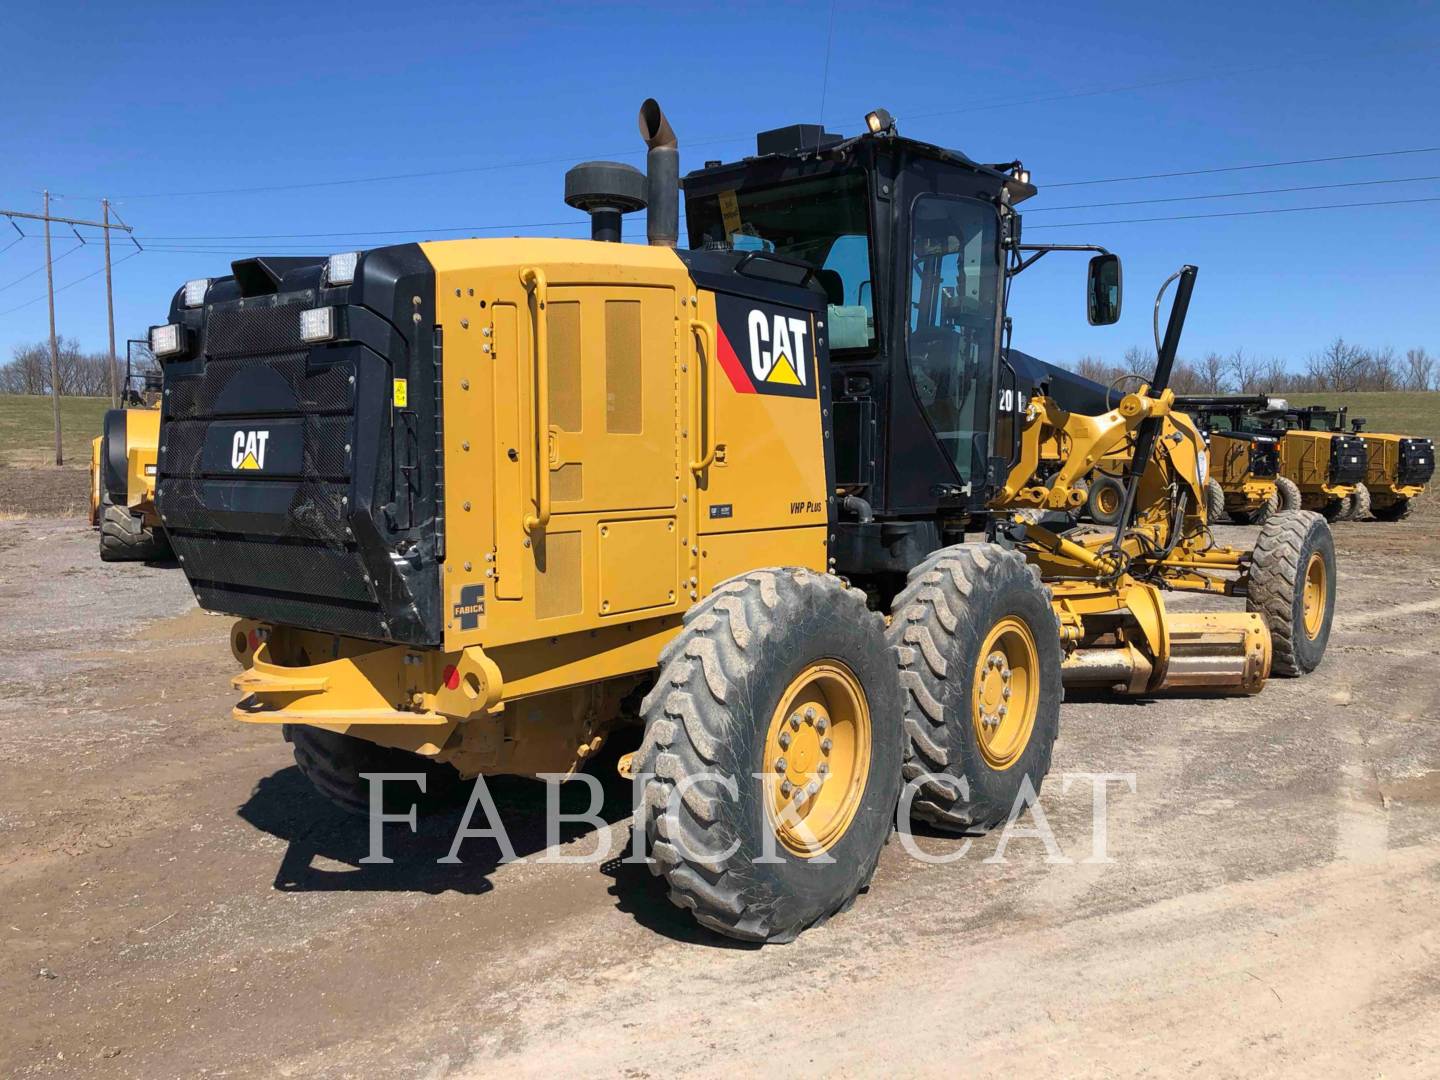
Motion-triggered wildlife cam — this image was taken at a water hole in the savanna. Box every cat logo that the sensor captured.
[230,429,271,471]
[712,295,819,400]
[746,309,809,388]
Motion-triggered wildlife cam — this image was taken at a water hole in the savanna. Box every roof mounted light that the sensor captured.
[1013,168,1031,185]
[300,306,336,343]
[325,251,360,286]
[150,323,185,358]
[864,108,895,135]
[182,278,211,308]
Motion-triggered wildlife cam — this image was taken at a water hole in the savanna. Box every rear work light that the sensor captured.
[182,278,211,307]
[300,307,336,343]
[150,323,185,358]
[325,251,359,286]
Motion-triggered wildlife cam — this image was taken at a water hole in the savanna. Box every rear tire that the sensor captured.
[1320,496,1348,522]
[634,569,903,943]
[284,724,463,817]
[1349,482,1372,521]
[1373,497,1412,522]
[99,488,171,562]
[1274,476,1302,512]
[1205,478,1226,523]
[886,544,1062,833]
[1246,510,1335,677]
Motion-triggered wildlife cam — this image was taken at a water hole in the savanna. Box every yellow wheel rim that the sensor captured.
[972,617,1040,770]
[1096,484,1120,516]
[763,661,871,858]
[1302,552,1327,639]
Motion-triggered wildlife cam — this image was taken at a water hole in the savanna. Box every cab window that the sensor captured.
[687,172,876,350]
[907,195,1000,483]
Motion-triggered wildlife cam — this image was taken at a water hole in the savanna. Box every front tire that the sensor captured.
[634,569,903,943]
[1373,496,1412,521]
[1349,482,1372,521]
[284,724,463,817]
[1274,476,1302,512]
[886,544,1062,833]
[99,488,171,562]
[1205,478,1226,523]
[1246,510,1336,677]
[1229,491,1279,526]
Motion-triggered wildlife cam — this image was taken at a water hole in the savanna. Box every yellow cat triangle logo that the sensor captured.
[238,452,261,470]
[767,352,802,386]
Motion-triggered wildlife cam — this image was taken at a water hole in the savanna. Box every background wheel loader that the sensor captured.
[145,100,1335,944]
[89,340,172,561]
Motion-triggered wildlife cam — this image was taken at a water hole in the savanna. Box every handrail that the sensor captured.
[689,318,717,474]
[520,267,550,533]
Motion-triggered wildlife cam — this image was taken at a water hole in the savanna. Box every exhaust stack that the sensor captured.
[638,98,678,248]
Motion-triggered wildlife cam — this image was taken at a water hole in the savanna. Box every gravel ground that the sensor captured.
[1,490,1437,1078]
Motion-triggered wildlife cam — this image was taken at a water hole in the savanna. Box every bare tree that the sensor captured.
[1307,337,1369,391]
[0,337,110,396]
[1229,348,1265,393]
[1404,347,1434,392]
[1197,352,1229,394]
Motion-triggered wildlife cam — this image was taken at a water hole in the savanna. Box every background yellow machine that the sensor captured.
[89,341,171,561]
[146,101,1335,943]
[1178,395,1364,521]
[1308,405,1432,521]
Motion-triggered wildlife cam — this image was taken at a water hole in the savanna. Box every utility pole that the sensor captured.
[1,201,139,463]
[103,199,118,406]
[43,191,62,466]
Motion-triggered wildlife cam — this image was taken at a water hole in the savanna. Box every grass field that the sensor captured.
[1284,391,1440,440]
[0,394,111,468]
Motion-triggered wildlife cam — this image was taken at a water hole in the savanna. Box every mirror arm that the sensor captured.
[1009,242,1110,277]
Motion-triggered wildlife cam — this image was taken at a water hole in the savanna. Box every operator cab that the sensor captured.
[683,116,1119,573]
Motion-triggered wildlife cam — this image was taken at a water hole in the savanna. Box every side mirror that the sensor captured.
[1086,253,1123,326]
[1351,417,1366,432]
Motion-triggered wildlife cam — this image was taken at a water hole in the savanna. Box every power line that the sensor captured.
[1045,145,1440,188]
[1026,194,1440,230]
[0,249,141,318]
[1027,173,1440,212]
[0,242,82,294]
[70,39,1434,203]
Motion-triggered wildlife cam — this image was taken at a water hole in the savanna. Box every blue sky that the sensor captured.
[2,0,1437,370]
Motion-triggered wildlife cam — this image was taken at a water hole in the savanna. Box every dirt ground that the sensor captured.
[1,480,1438,1078]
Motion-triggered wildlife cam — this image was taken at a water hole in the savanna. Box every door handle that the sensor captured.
[520,267,550,533]
[689,318,717,474]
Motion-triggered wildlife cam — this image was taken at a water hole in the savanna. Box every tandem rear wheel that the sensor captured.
[885,543,1062,833]
[634,568,904,943]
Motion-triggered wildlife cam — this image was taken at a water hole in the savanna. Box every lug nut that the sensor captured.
[804,707,816,723]
[781,780,793,797]
[1002,686,1012,700]
[998,705,1008,718]
[821,738,833,754]
[774,757,787,774]
[815,716,828,733]
[790,714,802,731]
[806,781,820,797]
[818,762,830,777]
[779,731,792,749]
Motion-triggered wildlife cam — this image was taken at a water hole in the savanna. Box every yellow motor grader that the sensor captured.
[1308,406,1432,521]
[146,101,1335,943]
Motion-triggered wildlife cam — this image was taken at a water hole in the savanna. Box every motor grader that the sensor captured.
[1347,412,1434,520]
[1170,397,1291,524]
[1291,404,1433,521]
[147,100,1335,943]
[89,340,172,561]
